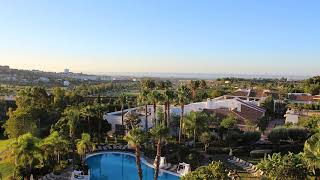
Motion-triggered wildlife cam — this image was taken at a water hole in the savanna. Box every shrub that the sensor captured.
[241,131,261,145]
[287,127,308,141]
[182,161,228,180]
[185,152,204,168]
[207,147,230,155]
[267,127,288,144]
[257,152,307,179]
[225,130,241,147]
[250,149,272,158]
[220,115,237,129]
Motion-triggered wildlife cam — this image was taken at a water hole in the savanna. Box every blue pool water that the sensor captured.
[86,152,180,180]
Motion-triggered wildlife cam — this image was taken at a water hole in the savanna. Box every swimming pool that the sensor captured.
[86,152,181,180]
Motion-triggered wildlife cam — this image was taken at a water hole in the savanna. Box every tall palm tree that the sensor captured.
[118,93,127,128]
[40,131,69,168]
[184,111,208,147]
[80,105,94,136]
[66,108,80,170]
[138,89,150,132]
[148,90,162,126]
[163,88,176,127]
[124,111,141,129]
[177,84,191,143]
[124,128,147,180]
[142,79,156,90]
[93,104,109,142]
[77,133,94,161]
[150,124,170,180]
[189,80,200,102]
[12,133,41,179]
[303,133,320,175]
[200,80,207,89]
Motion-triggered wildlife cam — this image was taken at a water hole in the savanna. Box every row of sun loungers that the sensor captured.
[227,156,264,176]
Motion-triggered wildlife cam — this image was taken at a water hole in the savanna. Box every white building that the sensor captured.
[103,107,154,133]
[104,97,266,133]
[63,80,70,87]
[284,110,300,124]
[39,77,50,83]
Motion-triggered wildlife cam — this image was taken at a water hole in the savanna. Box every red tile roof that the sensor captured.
[288,93,314,102]
[204,99,266,124]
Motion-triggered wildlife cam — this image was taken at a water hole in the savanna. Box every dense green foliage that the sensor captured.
[220,115,237,129]
[258,153,307,180]
[268,126,308,144]
[182,161,229,180]
[303,133,320,175]
[77,133,94,159]
[1,76,320,179]
[298,115,320,134]
[11,133,41,179]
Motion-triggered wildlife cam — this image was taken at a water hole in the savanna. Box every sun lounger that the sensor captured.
[122,145,128,150]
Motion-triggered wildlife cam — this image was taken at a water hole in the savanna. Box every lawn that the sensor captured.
[0,138,13,152]
[0,158,14,180]
[0,139,14,180]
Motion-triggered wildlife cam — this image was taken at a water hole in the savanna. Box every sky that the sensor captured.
[0,0,319,76]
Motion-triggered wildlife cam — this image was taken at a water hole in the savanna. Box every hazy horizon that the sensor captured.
[0,64,312,80]
[1,1,320,76]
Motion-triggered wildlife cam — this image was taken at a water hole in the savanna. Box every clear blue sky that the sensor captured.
[0,0,319,75]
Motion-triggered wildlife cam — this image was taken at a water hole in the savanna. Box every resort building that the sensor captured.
[287,93,320,104]
[224,88,275,105]
[104,96,266,133]
[285,109,320,124]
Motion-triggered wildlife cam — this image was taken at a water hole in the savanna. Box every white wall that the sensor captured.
[285,114,299,124]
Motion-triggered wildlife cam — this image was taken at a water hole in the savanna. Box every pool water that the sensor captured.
[86,152,180,180]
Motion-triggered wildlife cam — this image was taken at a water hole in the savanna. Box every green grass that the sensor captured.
[0,139,15,180]
[0,139,13,152]
[0,159,14,180]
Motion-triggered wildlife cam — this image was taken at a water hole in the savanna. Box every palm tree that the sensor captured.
[124,111,141,129]
[303,133,320,175]
[177,84,191,143]
[124,128,147,180]
[77,133,94,161]
[148,90,162,126]
[118,93,127,128]
[200,80,207,89]
[12,133,41,179]
[138,89,150,132]
[184,111,208,147]
[142,79,156,89]
[80,105,94,136]
[189,80,200,102]
[92,104,109,142]
[150,124,170,180]
[40,131,69,168]
[163,88,176,127]
[66,108,80,170]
